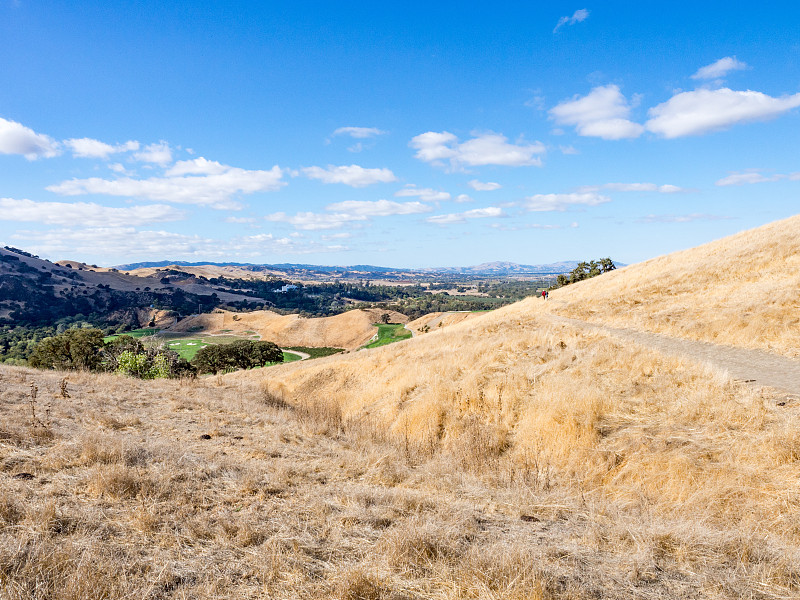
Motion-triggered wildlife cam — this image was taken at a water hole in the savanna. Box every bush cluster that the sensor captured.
[191,340,283,374]
[29,329,196,378]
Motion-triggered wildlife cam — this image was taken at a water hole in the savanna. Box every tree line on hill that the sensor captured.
[25,328,283,378]
[550,258,615,289]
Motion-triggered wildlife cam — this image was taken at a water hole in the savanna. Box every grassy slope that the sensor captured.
[363,323,412,349]
[169,308,409,350]
[544,213,800,357]
[246,214,800,597]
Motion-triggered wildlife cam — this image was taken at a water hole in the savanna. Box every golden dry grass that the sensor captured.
[5,215,800,598]
[543,214,800,357]
[406,311,481,334]
[170,307,409,349]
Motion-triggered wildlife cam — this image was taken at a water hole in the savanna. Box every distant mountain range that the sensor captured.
[113,259,585,276]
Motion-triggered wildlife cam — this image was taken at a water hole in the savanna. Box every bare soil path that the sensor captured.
[548,314,800,396]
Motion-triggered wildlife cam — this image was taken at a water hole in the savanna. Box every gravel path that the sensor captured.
[282,349,310,360]
[548,315,800,396]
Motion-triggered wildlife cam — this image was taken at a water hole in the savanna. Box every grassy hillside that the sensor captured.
[545,214,800,357]
[171,308,409,350]
[4,216,800,598]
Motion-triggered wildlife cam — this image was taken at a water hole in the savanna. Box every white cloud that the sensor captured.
[645,88,800,138]
[715,170,784,186]
[134,141,173,165]
[426,206,504,225]
[559,145,579,155]
[468,179,502,191]
[327,199,432,217]
[266,211,365,231]
[13,227,345,262]
[267,199,431,231]
[0,198,184,227]
[0,116,61,159]
[553,8,590,33]
[394,184,451,202]
[47,160,285,209]
[302,164,397,187]
[577,182,687,193]
[455,194,473,203]
[524,192,610,212]
[691,56,748,80]
[332,126,387,139]
[410,131,545,169]
[549,85,645,140]
[64,138,139,159]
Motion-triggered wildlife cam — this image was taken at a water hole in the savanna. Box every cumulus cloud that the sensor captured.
[524,192,610,212]
[64,138,139,159]
[426,206,504,225]
[332,126,387,139]
[134,141,173,165]
[549,85,645,140]
[645,88,800,138]
[0,198,184,227]
[577,182,686,193]
[47,160,285,210]
[394,184,451,202]
[455,194,473,203]
[691,56,748,80]
[0,116,61,159]
[302,164,397,187]
[410,131,545,169]
[468,179,502,191]
[715,170,784,186]
[553,8,590,33]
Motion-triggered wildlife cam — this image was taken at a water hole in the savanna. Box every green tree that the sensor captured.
[29,328,105,371]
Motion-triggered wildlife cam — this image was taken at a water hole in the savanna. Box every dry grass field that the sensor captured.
[171,308,408,350]
[3,216,800,598]
[543,214,800,358]
[406,311,482,334]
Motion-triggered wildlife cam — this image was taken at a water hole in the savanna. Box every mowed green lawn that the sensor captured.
[104,327,160,342]
[363,323,412,349]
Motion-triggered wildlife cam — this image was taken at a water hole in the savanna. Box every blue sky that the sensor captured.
[1,1,799,268]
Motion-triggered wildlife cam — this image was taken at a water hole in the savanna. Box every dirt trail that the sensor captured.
[547,314,800,396]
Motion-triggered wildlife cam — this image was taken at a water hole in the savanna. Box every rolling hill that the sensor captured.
[3,216,799,598]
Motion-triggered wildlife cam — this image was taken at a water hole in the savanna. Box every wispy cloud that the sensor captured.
[332,126,387,139]
[302,164,397,187]
[410,131,545,170]
[0,198,184,227]
[468,179,502,191]
[64,138,139,159]
[12,227,345,262]
[0,116,61,159]
[524,192,610,211]
[549,85,644,140]
[577,182,686,193]
[134,140,173,165]
[691,56,748,80]
[267,200,431,231]
[715,169,785,186]
[426,206,504,225]
[47,158,286,209]
[553,8,590,33]
[394,184,451,202]
[645,88,800,138]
